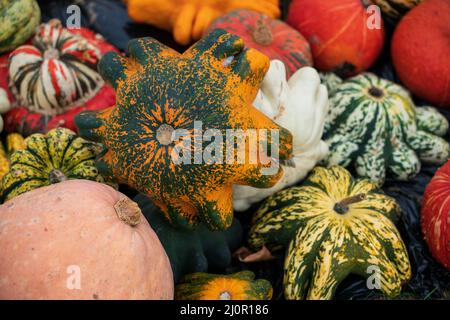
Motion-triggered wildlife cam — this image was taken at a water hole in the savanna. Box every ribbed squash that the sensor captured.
[0,0,41,53]
[175,271,273,300]
[247,166,411,300]
[0,133,25,180]
[323,73,449,185]
[371,0,422,19]
[75,30,293,231]
[126,0,280,45]
[1,128,111,202]
[208,10,312,78]
[134,194,242,282]
[2,19,118,135]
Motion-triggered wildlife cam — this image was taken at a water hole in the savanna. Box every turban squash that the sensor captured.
[134,194,243,282]
[175,271,273,300]
[0,0,41,53]
[208,10,313,78]
[244,166,411,300]
[126,0,281,45]
[421,160,450,270]
[75,30,293,231]
[322,72,449,185]
[0,180,173,299]
[0,19,117,135]
[1,127,112,202]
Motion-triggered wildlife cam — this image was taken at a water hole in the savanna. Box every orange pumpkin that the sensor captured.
[287,0,385,77]
[0,180,174,299]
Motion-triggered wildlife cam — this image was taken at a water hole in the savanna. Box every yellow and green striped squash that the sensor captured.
[0,0,41,53]
[175,271,273,300]
[371,0,422,19]
[1,127,111,202]
[248,166,411,300]
[0,133,25,180]
[323,72,449,185]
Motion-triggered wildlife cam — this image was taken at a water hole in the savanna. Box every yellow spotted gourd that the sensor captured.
[1,128,111,201]
[0,133,26,180]
[175,271,273,300]
[248,166,411,300]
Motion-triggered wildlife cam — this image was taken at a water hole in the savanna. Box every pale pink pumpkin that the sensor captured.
[0,180,174,300]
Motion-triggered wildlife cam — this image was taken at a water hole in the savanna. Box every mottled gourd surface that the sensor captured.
[248,166,411,300]
[322,73,449,185]
[175,271,273,300]
[75,29,293,230]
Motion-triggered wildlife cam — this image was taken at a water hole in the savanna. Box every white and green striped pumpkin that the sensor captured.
[248,166,411,300]
[371,0,422,19]
[8,19,104,115]
[322,73,449,185]
[0,0,41,53]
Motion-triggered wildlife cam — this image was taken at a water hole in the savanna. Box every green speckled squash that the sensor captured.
[175,271,273,300]
[371,0,422,19]
[0,0,41,53]
[1,128,111,201]
[134,194,243,283]
[248,166,411,300]
[323,73,449,185]
[75,30,293,231]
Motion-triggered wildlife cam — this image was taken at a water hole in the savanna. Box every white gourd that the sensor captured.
[233,60,329,211]
[0,88,12,133]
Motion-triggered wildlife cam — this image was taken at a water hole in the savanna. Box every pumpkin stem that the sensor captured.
[368,87,384,98]
[252,18,273,46]
[49,169,68,184]
[114,198,141,227]
[334,194,366,214]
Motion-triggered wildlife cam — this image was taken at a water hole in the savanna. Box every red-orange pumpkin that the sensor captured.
[421,160,450,270]
[287,0,385,77]
[208,9,313,78]
[0,180,174,299]
[0,20,118,136]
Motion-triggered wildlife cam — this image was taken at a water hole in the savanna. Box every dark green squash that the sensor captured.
[134,194,242,282]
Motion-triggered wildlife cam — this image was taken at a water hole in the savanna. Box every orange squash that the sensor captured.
[126,0,281,45]
[0,180,174,299]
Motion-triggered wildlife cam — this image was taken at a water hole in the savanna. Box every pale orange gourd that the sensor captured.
[0,180,174,300]
[126,0,281,45]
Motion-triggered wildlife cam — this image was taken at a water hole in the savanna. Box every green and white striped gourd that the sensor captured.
[0,0,41,53]
[322,72,449,185]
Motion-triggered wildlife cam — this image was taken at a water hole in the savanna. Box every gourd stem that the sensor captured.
[252,18,273,46]
[49,169,68,184]
[114,197,141,227]
[334,194,366,214]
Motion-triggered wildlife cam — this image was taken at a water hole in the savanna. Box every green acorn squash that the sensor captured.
[0,0,41,53]
[323,73,449,185]
[134,194,242,282]
[75,30,293,230]
[246,166,411,300]
[175,271,273,300]
[1,127,112,201]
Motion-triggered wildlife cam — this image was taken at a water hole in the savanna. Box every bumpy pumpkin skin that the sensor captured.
[1,128,110,202]
[75,30,293,231]
[134,194,243,282]
[126,0,280,45]
[421,160,450,270]
[208,10,313,78]
[175,271,273,300]
[372,0,422,19]
[323,73,449,185]
[0,0,41,53]
[248,166,411,300]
